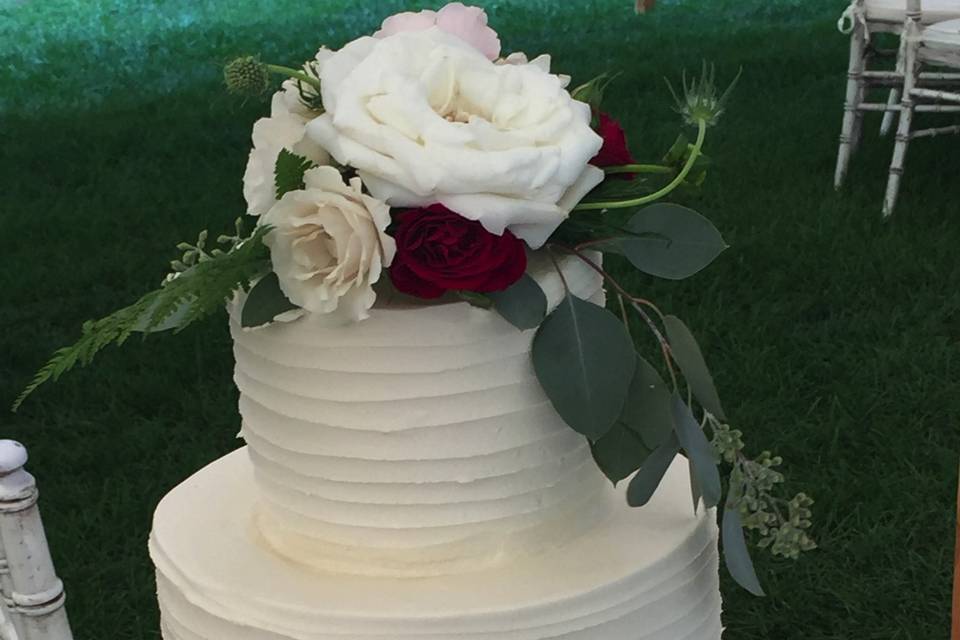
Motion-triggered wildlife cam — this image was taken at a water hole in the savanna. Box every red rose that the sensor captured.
[390,205,527,299]
[590,112,636,179]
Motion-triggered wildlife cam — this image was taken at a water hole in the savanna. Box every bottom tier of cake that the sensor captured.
[150,448,723,640]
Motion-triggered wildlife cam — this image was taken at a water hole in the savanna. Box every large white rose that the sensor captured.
[306,29,605,249]
[260,166,396,322]
[242,49,333,216]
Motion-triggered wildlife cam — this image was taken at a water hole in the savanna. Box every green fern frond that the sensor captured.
[12,225,272,412]
[275,149,316,199]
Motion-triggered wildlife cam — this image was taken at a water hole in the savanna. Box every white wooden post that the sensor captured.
[0,441,72,640]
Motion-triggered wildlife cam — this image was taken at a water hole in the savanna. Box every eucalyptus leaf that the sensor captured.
[626,432,680,507]
[620,355,674,449]
[590,423,652,484]
[241,272,299,328]
[532,294,636,441]
[618,204,727,280]
[489,274,547,330]
[722,507,766,596]
[671,394,722,508]
[663,315,726,419]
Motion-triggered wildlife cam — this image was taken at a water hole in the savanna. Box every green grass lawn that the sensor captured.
[1,0,958,637]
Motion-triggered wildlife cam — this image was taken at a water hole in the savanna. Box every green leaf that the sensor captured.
[626,431,680,507]
[12,227,272,412]
[590,422,652,484]
[671,394,722,508]
[662,133,690,166]
[722,507,766,596]
[275,149,315,199]
[620,355,674,449]
[489,274,547,330]
[532,294,636,441]
[663,315,726,419]
[618,204,727,280]
[241,272,299,328]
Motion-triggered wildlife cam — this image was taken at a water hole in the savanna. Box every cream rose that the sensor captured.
[305,29,604,249]
[242,49,333,216]
[260,166,396,322]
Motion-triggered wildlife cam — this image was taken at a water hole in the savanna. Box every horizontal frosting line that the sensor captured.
[233,344,536,402]
[248,446,601,505]
[242,427,591,484]
[235,373,555,431]
[239,396,573,457]
[254,481,607,565]
[150,448,721,638]
[154,529,719,639]
[235,351,538,404]
[252,459,604,528]
[150,491,717,632]
[254,480,605,551]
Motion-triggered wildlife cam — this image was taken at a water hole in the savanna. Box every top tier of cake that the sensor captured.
[231,253,613,577]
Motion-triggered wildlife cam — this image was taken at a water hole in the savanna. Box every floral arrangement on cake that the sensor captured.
[14,3,814,594]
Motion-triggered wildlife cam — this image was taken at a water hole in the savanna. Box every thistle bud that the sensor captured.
[224,56,270,96]
[666,62,741,128]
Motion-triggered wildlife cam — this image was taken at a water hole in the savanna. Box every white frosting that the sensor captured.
[151,449,723,639]
[230,253,619,576]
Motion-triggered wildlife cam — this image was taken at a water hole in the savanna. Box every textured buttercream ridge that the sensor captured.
[234,371,559,431]
[241,427,591,484]
[238,392,558,436]
[234,352,539,404]
[154,511,719,637]
[246,446,600,503]
[152,452,721,639]
[250,458,605,527]
[241,413,582,463]
[239,395,568,453]
[232,344,537,402]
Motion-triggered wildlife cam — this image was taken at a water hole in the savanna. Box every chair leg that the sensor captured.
[835,23,868,189]
[850,49,872,153]
[883,25,919,217]
[880,88,900,136]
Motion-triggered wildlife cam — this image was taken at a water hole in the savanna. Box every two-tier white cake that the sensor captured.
[149,255,723,639]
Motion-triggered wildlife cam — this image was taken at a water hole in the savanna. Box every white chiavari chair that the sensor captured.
[834,0,960,191]
[883,5,960,213]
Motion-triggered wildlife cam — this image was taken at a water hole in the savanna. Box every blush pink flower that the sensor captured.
[374,3,501,60]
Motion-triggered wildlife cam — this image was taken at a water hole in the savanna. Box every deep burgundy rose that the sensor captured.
[590,112,636,179]
[389,205,527,299]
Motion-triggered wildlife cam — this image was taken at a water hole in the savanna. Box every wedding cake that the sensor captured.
[15,4,814,637]
[149,254,724,639]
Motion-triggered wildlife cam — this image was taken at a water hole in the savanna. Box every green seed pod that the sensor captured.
[224,56,270,96]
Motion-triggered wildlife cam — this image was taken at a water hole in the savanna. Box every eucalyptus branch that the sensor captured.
[616,293,633,340]
[709,414,816,559]
[573,117,707,211]
[547,242,679,390]
[546,248,571,293]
